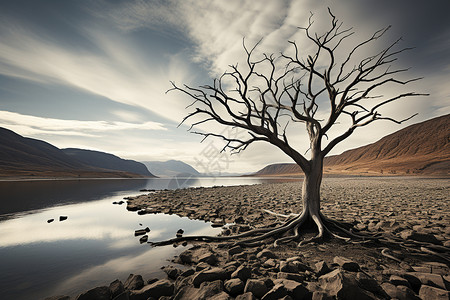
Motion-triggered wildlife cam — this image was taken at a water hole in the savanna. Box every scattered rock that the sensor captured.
[129,279,174,300]
[44,296,71,300]
[315,260,332,276]
[405,272,449,290]
[109,279,125,298]
[134,229,147,236]
[390,275,412,288]
[224,278,245,296]
[198,252,218,265]
[192,267,229,287]
[244,279,269,298]
[279,261,299,273]
[174,280,224,300]
[231,265,252,281]
[277,272,305,283]
[256,249,277,259]
[59,216,68,221]
[75,286,110,300]
[399,230,442,245]
[332,256,359,272]
[47,219,54,223]
[235,292,257,300]
[419,285,450,300]
[163,265,181,280]
[139,235,148,243]
[124,274,144,290]
[318,269,374,299]
[228,245,244,257]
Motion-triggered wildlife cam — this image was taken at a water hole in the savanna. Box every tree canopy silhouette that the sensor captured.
[159,9,428,247]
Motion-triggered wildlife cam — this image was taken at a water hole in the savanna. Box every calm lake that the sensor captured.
[0,177,297,300]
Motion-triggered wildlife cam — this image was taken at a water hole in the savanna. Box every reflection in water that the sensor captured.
[0,177,300,300]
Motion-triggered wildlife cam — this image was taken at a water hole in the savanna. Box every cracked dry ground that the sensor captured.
[123,177,449,299]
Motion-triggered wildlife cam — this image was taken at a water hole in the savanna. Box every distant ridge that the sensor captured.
[254,114,450,176]
[63,148,154,177]
[0,127,155,178]
[143,160,200,177]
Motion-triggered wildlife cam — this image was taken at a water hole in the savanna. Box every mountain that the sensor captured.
[143,160,201,177]
[63,148,154,177]
[253,114,450,176]
[0,127,154,178]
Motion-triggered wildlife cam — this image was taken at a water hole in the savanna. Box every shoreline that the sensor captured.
[46,178,449,299]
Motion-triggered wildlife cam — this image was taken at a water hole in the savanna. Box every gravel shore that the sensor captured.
[49,177,450,300]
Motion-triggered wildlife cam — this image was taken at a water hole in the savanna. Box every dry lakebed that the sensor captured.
[48,177,450,300]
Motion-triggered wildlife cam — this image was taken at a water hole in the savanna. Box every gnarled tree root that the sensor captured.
[150,209,378,248]
[149,209,450,265]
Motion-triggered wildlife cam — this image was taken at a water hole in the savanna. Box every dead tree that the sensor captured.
[157,9,428,247]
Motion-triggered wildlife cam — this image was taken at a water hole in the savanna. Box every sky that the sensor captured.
[0,0,449,174]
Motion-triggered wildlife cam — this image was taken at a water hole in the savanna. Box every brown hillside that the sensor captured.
[254,114,450,176]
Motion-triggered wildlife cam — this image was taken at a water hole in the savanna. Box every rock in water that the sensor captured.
[134,229,147,236]
[139,235,148,243]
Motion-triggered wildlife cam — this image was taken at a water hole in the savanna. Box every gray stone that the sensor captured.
[318,269,375,299]
[261,283,288,300]
[273,279,310,299]
[192,267,229,287]
[224,278,245,296]
[263,258,277,268]
[356,272,384,295]
[228,245,244,256]
[419,285,450,300]
[164,265,181,279]
[399,230,442,245]
[231,265,252,281]
[277,272,306,283]
[75,286,111,300]
[112,291,130,300]
[279,261,299,273]
[311,291,333,300]
[174,280,224,300]
[315,261,332,276]
[405,272,449,290]
[44,296,71,300]
[390,275,412,288]
[244,279,269,298]
[256,249,277,259]
[333,256,360,272]
[178,250,193,264]
[129,279,174,300]
[382,283,420,300]
[198,252,218,265]
[235,292,257,300]
[109,279,125,298]
[124,274,144,290]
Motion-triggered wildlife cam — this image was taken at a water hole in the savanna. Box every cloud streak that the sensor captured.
[0,111,166,137]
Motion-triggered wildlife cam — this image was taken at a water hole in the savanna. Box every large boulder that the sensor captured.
[109,279,125,298]
[244,279,269,298]
[124,274,144,290]
[419,285,450,300]
[318,269,375,299]
[75,286,111,300]
[174,280,224,300]
[192,267,229,287]
[129,279,174,300]
[333,256,360,272]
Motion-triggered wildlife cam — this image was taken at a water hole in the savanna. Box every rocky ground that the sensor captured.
[47,177,449,300]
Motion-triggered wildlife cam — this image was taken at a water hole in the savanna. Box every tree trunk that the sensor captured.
[301,155,324,231]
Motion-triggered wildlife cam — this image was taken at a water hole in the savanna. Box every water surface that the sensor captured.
[0,177,296,300]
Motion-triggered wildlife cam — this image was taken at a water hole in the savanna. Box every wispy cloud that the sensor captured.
[0,111,166,137]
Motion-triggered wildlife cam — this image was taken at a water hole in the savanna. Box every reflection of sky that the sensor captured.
[0,177,290,300]
[0,193,221,300]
